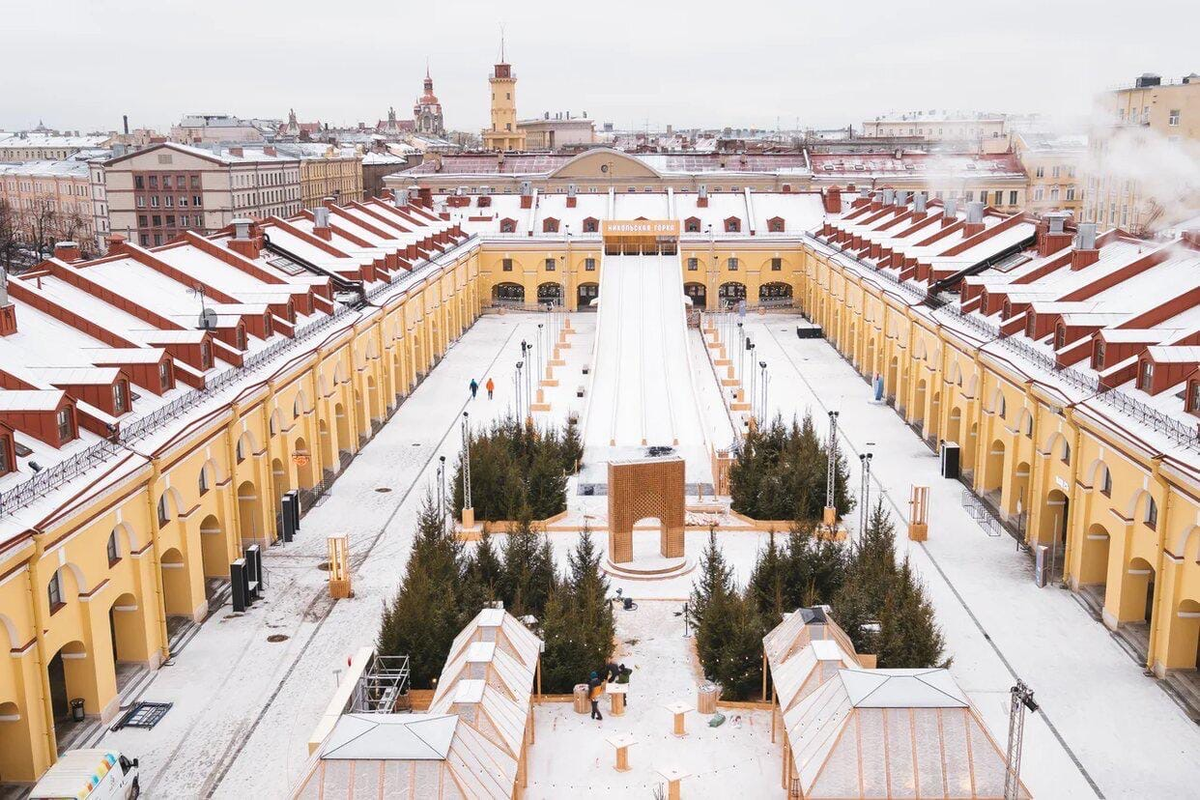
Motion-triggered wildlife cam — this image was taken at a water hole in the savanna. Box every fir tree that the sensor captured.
[746,531,787,627]
[688,527,733,631]
[876,558,950,669]
[699,590,766,701]
[539,529,615,693]
[499,511,556,618]
[376,494,468,687]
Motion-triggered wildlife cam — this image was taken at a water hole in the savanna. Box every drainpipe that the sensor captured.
[25,538,59,765]
[1144,454,1170,674]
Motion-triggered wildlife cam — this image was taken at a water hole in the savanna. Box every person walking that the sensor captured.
[485,377,494,400]
[587,671,604,721]
[469,378,479,399]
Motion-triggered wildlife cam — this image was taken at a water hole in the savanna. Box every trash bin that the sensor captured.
[573,684,590,715]
[697,682,721,714]
[70,698,85,722]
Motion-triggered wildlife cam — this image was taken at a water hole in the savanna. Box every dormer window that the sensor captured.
[113,380,128,414]
[264,314,273,337]
[542,218,559,233]
[158,362,171,391]
[724,217,741,233]
[500,218,517,233]
[767,217,785,233]
[1139,360,1154,392]
[236,326,248,351]
[56,408,74,443]
[201,339,212,369]
[1002,299,1012,319]
[1093,339,1106,369]
[684,217,701,233]
[0,437,9,475]
[582,218,598,233]
[1189,381,1200,414]
[1054,324,1066,349]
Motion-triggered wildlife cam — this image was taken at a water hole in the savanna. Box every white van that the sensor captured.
[29,749,140,799]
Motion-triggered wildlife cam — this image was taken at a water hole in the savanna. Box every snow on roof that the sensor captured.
[787,669,1026,799]
[0,133,110,150]
[1146,346,1200,363]
[317,713,458,760]
[840,668,968,708]
[25,367,121,385]
[0,389,65,411]
[0,159,91,178]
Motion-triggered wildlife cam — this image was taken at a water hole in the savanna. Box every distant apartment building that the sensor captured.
[0,132,113,162]
[518,113,596,150]
[862,110,1007,143]
[1013,131,1087,218]
[361,151,413,199]
[104,142,300,246]
[169,113,266,145]
[1084,73,1200,235]
[271,143,363,209]
[0,160,101,256]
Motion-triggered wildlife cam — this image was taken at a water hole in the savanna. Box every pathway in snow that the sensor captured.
[524,600,781,799]
[737,314,1200,799]
[98,314,588,797]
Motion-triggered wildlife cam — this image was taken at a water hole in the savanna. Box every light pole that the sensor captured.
[759,360,768,420]
[537,323,544,380]
[859,449,874,537]
[437,455,447,524]
[514,360,524,420]
[747,341,756,417]
[736,321,744,383]
[461,412,472,525]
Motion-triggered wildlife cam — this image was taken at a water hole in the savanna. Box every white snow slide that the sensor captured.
[584,253,705,449]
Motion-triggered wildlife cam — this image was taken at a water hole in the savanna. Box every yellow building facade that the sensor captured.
[0,247,481,784]
[297,151,363,210]
[4,209,1198,785]
[797,240,1200,684]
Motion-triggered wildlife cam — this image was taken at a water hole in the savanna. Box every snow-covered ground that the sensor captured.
[525,600,780,799]
[94,312,1200,799]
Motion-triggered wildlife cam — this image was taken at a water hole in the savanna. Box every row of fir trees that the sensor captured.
[729,412,855,522]
[377,495,614,693]
[689,501,949,701]
[451,416,583,521]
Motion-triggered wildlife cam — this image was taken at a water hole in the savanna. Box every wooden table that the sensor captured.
[663,701,692,738]
[607,682,627,716]
[606,733,636,772]
[656,766,691,800]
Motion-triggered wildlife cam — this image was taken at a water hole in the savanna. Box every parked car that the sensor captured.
[28,749,140,800]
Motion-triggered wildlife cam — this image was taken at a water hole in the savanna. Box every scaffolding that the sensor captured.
[350,654,412,714]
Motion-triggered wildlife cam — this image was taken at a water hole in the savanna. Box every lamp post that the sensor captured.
[514,360,524,420]
[437,455,447,523]
[859,449,874,537]
[736,321,744,383]
[461,412,472,526]
[747,342,756,416]
[759,360,768,420]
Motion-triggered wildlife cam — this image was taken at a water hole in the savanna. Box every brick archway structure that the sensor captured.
[607,458,685,563]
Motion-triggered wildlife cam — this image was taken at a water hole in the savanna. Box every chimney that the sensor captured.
[912,191,931,217]
[894,189,908,207]
[963,201,985,237]
[852,186,870,208]
[1037,212,1073,257]
[393,188,409,208]
[870,191,885,211]
[122,114,129,135]
[882,188,895,206]
[313,207,332,240]
[1071,223,1100,270]
[263,145,277,157]
[941,197,958,227]
[106,232,129,255]
[823,186,842,214]
[229,146,244,157]
[0,269,16,337]
[228,218,261,260]
[519,181,533,209]
[697,184,708,207]
[566,183,577,207]
[54,241,82,263]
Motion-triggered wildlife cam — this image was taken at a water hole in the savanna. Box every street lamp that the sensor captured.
[514,360,524,420]
[461,412,472,525]
[859,449,875,537]
[759,360,768,420]
[736,321,744,383]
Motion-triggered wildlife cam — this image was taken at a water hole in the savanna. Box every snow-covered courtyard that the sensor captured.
[93,312,1200,798]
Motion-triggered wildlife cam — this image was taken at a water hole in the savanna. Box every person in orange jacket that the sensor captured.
[485,377,495,399]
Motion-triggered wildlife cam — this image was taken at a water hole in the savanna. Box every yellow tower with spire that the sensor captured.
[482,33,526,152]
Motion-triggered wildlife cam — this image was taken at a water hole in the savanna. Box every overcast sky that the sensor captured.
[3,0,1197,134]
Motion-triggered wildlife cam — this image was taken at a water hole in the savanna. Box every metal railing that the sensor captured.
[816,234,1199,453]
[0,234,480,518]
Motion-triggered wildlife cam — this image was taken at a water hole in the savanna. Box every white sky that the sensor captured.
[2,0,1197,134]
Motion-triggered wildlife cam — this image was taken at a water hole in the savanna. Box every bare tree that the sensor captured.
[0,199,17,270]
[28,198,58,261]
